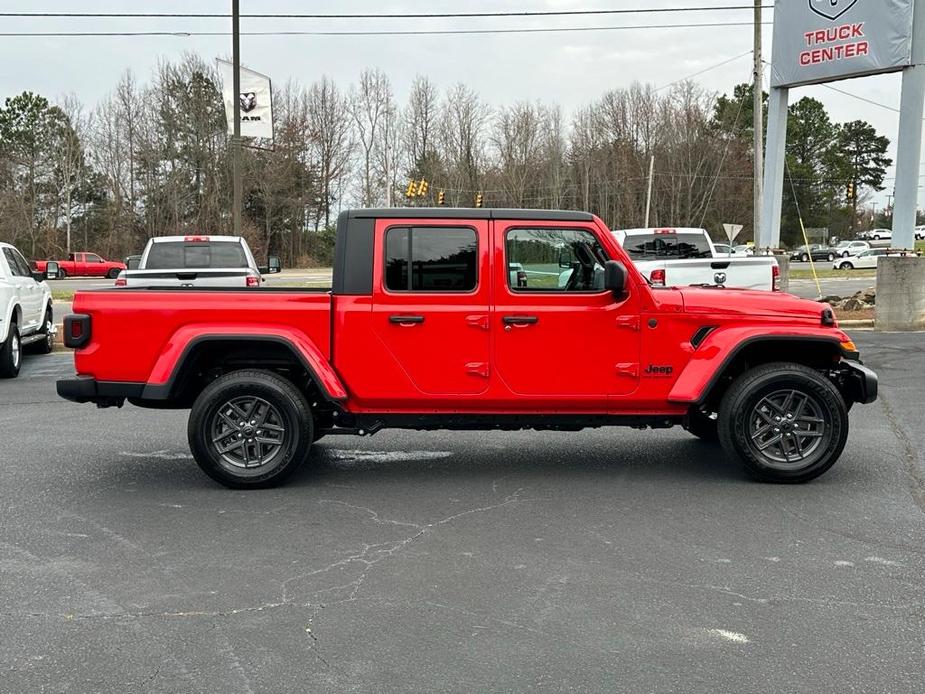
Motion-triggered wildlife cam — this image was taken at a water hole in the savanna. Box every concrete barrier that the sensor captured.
[772,253,790,293]
[875,256,925,331]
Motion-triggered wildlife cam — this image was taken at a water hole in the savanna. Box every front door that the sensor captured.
[2,247,42,331]
[492,222,641,403]
[371,220,491,401]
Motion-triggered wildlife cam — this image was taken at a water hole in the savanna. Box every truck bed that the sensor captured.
[71,288,333,385]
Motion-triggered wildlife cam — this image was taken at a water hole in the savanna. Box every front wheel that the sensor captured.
[842,251,850,258]
[718,362,849,483]
[839,261,853,270]
[187,370,313,488]
[801,253,809,262]
[107,268,120,279]
[0,321,21,378]
[827,253,835,262]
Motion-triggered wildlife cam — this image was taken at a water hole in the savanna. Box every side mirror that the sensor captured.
[268,255,282,274]
[44,261,60,281]
[558,249,574,269]
[604,260,628,298]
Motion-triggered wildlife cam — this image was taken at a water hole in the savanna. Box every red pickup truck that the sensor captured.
[57,208,877,488]
[35,252,125,279]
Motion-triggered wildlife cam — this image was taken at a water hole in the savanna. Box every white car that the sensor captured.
[733,244,755,256]
[833,248,896,270]
[0,242,55,378]
[915,226,925,240]
[614,228,779,291]
[860,228,892,241]
[833,240,870,258]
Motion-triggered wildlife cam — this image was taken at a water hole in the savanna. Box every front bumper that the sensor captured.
[841,361,878,405]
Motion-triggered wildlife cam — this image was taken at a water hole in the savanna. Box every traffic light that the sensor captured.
[437,190,446,206]
[417,178,428,197]
[847,181,856,201]
[405,180,416,199]
[474,192,483,208]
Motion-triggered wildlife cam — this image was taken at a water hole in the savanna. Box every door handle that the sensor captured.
[502,315,538,326]
[389,315,425,325]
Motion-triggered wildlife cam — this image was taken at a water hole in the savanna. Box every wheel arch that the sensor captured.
[141,333,348,406]
[670,334,844,411]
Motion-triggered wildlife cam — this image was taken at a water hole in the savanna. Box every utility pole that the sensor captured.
[753,0,763,244]
[232,0,243,236]
[644,155,655,227]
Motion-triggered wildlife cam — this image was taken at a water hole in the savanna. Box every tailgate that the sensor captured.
[663,258,775,290]
[122,269,256,287]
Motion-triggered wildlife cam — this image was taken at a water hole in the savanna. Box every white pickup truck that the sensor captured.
[615,228,779,291]
[116,236,280,288]
[0,242,55,378]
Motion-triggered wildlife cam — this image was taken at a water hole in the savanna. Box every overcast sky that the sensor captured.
[0,0,918,211]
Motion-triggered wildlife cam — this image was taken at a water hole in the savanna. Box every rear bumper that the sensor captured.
[56,377,144,407]
[841,361,878,405]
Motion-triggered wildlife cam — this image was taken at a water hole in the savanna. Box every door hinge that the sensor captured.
[615,362,639,378]
[465,362,490,378]
[466,314,490,331]
[615,315,640,331]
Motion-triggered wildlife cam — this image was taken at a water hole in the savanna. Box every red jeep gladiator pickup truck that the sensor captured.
[57,208,877,488]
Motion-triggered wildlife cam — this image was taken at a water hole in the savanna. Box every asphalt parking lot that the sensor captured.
[2,333,923,693]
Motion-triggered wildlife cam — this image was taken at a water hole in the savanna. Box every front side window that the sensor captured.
[506,228,609,292]
[385,227,477,292]
[3,248,25,277]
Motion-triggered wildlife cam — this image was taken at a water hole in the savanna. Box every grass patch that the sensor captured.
[916,240,924,254]
[52,290,75,301]
[789,268,876,280]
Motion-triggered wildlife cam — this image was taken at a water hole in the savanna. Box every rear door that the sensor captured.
[370,219,490,398]
[492,221,641,402]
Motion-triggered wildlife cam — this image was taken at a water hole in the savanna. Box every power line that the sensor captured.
[0,6,777,20]
[0,21,774,38]
[655,50,753,91]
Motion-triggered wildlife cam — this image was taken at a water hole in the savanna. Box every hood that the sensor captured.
[677,286,828,321]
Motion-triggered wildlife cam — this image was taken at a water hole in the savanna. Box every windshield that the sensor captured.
[622,233,713,260]
[144,241,248,270]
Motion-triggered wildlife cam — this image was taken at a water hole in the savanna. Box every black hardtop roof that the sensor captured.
[341,208,595,222]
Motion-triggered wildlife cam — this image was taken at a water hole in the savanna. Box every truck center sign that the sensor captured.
[771,0,915,88]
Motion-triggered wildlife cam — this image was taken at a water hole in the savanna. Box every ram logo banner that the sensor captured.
[240,92,257,113]
[809,0,859,21]
[771,0,914,88]
[216,60,274,140]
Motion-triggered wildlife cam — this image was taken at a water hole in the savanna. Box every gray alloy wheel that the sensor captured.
[209,395,288,475]
[746,389,826,469]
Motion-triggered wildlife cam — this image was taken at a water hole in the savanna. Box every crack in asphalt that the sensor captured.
[878,390,925,515]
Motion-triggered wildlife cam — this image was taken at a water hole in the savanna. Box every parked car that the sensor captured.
[858,229,892,241]
[915,226,925,240]
[615,228,779,291]
[790,244,836,262]
[33,252,125,279]
[833,248,901,270]
[0,242,54,378]
[733,245,755,256]
[116,236,281,288]
[58,207,877,488]
[833,240,870,258]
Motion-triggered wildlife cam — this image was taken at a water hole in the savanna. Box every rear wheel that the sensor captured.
[827,253,835,261]
[187,370,313,488]
[0,320,22,378]
[839,261,853,270]
[28,307,54,355]
[107,268,119,279]
[801,253,809,262]
[718,362,848,483]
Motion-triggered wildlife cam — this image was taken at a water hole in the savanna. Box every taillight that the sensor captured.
[772,264,781,291]
[114,277,126,287]
[246,275,260,287]
[63,314,91,349]
[650,268,666,287]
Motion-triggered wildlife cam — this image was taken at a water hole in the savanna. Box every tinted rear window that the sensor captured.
[144,241,248,269]
[622,234,713,260]
[385,227,477,292]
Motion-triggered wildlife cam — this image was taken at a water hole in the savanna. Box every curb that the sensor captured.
[840,319,875,328]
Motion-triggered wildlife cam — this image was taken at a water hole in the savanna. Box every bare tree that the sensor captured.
[349,69,391,207]
[307,76,353,228]
[440,83,490,206]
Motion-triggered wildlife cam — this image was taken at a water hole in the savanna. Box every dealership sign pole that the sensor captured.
[232,0,242,238]
[761,0,920,250]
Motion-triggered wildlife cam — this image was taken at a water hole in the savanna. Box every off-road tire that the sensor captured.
[188,370,313,489]
[718,362,849,483]
[0,320,22,378]
[683,407,718,442]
